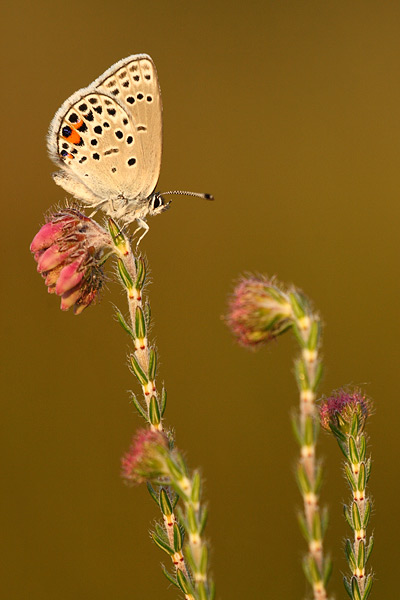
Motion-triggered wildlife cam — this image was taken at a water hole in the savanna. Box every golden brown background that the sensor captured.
[2,1,399,598]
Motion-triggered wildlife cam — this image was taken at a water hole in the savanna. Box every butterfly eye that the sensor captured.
[152,196,163,210]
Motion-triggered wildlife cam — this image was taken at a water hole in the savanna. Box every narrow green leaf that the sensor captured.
[308,555,321,583]
[129,354,148,386]
[297,512,311,542]
[329,422,347,443]
[321,506,329,537]
[307,320,320,351]
[312,512,321,541]
[357,540,365,570]
[302,556,314,586]
[314,464,324,495]
[160,387,167,416]
[357,462,366,492]
[365,458,372,482]
[197,581,207,600]
[116,310,134,337]
[146,482,159,506]
[344,463,357,492]
[117,258,133,289]
[343,577,353,599]
[294,359,310,391]
[349,437,360,465]
[363,501,371,528]
[172,491,179,509]
[108,218,126,246]
[291,413,303,445]
[152,532,174,555]
[296,464,311,495]
[362,575,373,600]
[366,535,374,563]
[149,395,161,427]
[176,568,192,595]
[187,504,198,533]
[161,565,179,588]
[351,576,362,600]
[199,506,208,535]
[209,580,216,600]
[359,434,366,462]
[165,455,184,482]
[323,556,332,586]
[350,412,359,437]
[200,545,208,575]
[135,306,146,339]
[352,502,362,531]
[312,362,324,393]
[289,291,306,320]
[134,256,146,290]
[345,539,356,571]
[148,348,157,380]
[344,504,353,530]
[304,416,314,446]
[160,488,173,516]
[130,392,148,421]
[173,522,183,551]
[191,471,201,504]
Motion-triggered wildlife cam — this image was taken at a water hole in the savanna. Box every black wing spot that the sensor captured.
[111,167,117,173]
[127,157,136,166]
[104,148,119,156]
[92,153,100,160]
[126,136,133,144]
[89,97,98,104]
[94,106,103,114]
[115,130,123,139]
[79,103,88,111]
[103,121,110,128]
[123,118,128,125]
[146,95,152,102]
[69,113,78,123]
[79,156,87,163]
[91,139,98,146]
[94,125,102,134]
[84,110,94,122]
[111,89,119,96]
[107,108,116,116]
[137,93,144,100]
[122,81,129,87]
[145,74,151,80]
[77,121,88,132]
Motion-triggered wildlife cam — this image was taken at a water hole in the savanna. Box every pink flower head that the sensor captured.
[320,388,370,434]
[226,276,293,349]
[121,429,169,485]
[30,209,112,314]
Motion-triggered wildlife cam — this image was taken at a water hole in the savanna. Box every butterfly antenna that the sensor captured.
[160,190,214,201]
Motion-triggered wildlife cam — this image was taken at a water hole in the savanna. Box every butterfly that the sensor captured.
[47,54,212,243]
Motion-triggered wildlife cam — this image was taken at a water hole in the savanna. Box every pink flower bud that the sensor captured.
[121,429,169,485]
[226,276,293,349]
[31,208,113,314]
[320,388,371,434]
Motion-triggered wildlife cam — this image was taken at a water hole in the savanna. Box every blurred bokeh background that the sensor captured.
[2,1,399,598]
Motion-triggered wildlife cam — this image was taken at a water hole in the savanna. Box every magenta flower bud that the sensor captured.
[226,276,293,349]
[30,208,113,314]
[320,388,370,434]
[121,429,169,485]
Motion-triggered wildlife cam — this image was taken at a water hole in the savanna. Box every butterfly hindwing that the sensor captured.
[48,54,162,207]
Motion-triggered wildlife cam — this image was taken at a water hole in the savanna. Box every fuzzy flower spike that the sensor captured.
[30,208,113,314]
[320,389,374,600]
[226,276,293,349]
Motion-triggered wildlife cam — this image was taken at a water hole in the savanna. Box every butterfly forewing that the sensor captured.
[48,54,162,206]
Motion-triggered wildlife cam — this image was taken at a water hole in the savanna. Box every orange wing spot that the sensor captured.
[76,119,84,129]
[62,129,82,145]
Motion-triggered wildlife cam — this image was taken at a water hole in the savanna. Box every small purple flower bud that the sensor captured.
[226,276,293,349]
[30,209,113,314]
[121,429,169,485]
[320,388,370,434]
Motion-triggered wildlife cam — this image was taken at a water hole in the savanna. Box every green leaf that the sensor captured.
[344,504,353,530]
[357,462,366,492]
[149,395,161,427]
[297,512,311,542]
[130,392,148,421]
[176,568,192,595]
[108,218,125,246]
[362,575,373,600]
[291,413,303,446]
[314,464,324,495]
[148,348,157,380]
[134,256,146,290]
[143,301,151,327]
[209,580,216,600]
[161,565,179,588]
[135,306,146,339]
[343,576,353,599]
[199,506,208,535]
[160,488,173,516]
[349,437,360,465]
[116,310,134,337]
[345,539,356,571]
[173,522,183,551]
[160,387,167,416]
[197,581,207,600]
[357,540,365,570]
[187,504,198,533]
[312,512,321,541]
[366,535,374,563]
[152,532,174,555]
[344,463,357,492]
[321,506,329,537]
[304,416,314,446]
[200,545,208,575]
[359,434,366,462]
[351,576,362,600]
[146,482,159,506]
[323,556,332,585]
[307,320,321,351]
[363,501,371,528]
[352,502,362,532]
[129,354,148,386]
[289,291,306,320]
[191,471,201,504]
[350,413,359,437]
[296,464,311,495]
[294,359,310,391]
[312,362,324,393]
[117,258,133,289]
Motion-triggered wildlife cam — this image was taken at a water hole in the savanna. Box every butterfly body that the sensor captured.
[48,54,167,228]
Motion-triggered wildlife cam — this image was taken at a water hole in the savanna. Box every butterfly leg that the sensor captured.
[133,218,149,246]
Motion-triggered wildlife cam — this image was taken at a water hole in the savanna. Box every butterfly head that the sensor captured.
[148,192,171,217]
